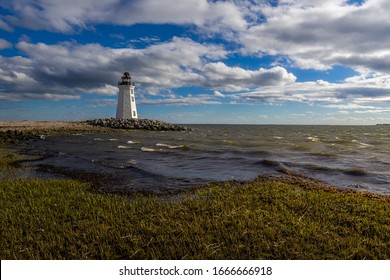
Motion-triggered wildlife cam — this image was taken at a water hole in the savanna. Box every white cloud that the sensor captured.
[3,0,389,76]
[235,71,390,105]
[323,104,378,110]
[2,0,390,111]
[86,98,117,108]
[0,38,12,49]
[239,0,390,73]
[84,84,118,96]
[354,109,390,114]
[213,90,225,97]
[203,63,296,91]
[0,0,246,33]
[0,38,297,103]
[138,93,221,106]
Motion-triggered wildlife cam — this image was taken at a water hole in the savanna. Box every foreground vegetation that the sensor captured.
[1,153,389,259]
[1,126,389,259]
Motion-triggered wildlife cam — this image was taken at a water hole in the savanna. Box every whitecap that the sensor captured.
[117,145,131,149]
[127,140,140,144]
[156,143,186,149]
[94,138,103,141]
[307,136,320,142]
[141,147,156,152]
[358,142,372,148]
[109,138,119,141]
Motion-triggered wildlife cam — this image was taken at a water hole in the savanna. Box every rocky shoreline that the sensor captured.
[87,118,189,131]
[0,121,108,144]
[0,119,189,144]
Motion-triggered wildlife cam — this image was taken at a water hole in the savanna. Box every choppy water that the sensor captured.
[22,125,390,194]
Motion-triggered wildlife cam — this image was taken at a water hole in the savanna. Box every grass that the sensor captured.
[1,172,389,259]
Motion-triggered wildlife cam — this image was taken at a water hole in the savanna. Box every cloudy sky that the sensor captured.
[1,0,390,124]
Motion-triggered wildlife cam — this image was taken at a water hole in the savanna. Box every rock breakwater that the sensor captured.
[87,118,189,131]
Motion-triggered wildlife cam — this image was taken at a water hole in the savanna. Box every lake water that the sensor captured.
[22,125,390,194]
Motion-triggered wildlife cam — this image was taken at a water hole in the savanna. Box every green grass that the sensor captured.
[1,175,389,260]
[0,143,43,184]
[0,146,21,170]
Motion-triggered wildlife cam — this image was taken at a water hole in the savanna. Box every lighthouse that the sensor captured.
[116,72,138,119]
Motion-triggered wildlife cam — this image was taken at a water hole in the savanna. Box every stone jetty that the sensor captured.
[87,118,189,131]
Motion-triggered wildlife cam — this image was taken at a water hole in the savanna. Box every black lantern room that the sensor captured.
[118,72,134,86]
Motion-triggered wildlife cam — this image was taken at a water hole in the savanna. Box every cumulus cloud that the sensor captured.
[3,0,390,75]
[213,90,225,97]
[2,0,390,111]
[203,63,296,91]
[0,0,246,33]
[0,37,297,103]
[239,0,390,73]
[3,0,390,74]
[235,71,390,105]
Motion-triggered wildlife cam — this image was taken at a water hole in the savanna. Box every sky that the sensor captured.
[0,0,390,124]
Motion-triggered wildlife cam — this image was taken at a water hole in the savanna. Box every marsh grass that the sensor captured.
[1,174,389,260]
[0,147,22,170]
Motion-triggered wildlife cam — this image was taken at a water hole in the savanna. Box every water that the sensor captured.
[21,125,390,194]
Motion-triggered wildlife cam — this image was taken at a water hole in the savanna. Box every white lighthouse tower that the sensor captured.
[116,72,138,119]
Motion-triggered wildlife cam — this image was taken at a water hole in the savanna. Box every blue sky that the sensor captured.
[0,0,389,124]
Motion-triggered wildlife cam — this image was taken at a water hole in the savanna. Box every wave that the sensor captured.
[306,136,320,142]
[343,168,368,177]
[141,147,156,152]
[156,143,189,149]
[257,159,282,167]
[357,142,372,148]
[304,163,335,173]
[309,152,338,158]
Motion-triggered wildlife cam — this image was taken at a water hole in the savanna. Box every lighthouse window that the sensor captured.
[131,96,134,102]
[133,111,136,116]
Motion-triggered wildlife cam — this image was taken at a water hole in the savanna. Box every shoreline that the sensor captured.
[0,120,110,133]
[0,120,114,144]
